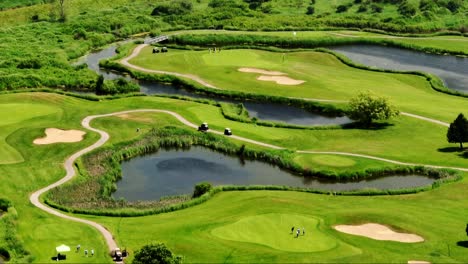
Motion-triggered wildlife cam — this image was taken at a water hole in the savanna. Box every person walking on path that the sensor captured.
[296,228,300,238]
[91,249,94,257]
[76,244,81,252]
[303,227,305,236]
[84,249,88,257]
[291,226,295,234]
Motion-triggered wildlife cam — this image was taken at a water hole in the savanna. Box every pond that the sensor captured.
[331,45,468,93]
[113,147,437,201]
[82,46,352,126]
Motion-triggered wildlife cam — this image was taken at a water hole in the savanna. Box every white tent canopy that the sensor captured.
[56,245,70,253]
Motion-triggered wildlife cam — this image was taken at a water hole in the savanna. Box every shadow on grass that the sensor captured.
[341,122,394,130]
[460,152,468,159]
[456,241,468,248]
[437,147,463,153]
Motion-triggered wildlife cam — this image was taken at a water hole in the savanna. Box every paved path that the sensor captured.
[28,109,283,256]
[29,108,468,262]
[120,44,218,89]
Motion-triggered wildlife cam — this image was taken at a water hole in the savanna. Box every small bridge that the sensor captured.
[144,35,169,44]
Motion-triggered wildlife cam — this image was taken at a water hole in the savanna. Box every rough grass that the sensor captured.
[167,30,468,54]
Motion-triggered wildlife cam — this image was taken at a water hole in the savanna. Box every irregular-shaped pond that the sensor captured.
[331,45,468,93]
[114,147,437,201]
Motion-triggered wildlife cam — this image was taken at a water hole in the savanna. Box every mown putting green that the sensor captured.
[212,213,337,253]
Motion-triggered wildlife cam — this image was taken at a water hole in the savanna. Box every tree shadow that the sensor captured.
[341,122,394,130]
[456,241,468,248]
[437,147,463,153]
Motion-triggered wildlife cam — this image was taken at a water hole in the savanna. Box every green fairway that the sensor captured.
[212,213,338,253]
[294,154,398,172]
[0,92,465,263]
[0,103,61,164]
[0,0,467,262]
[129,47,468,122]
[94,181,468,263]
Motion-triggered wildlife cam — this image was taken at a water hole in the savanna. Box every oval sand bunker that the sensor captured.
[33,128,86,145]
[335,223,424,243]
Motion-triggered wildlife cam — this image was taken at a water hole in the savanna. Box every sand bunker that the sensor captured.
[408,261,430,264]
[257,75,305,86]
[334,223,424,243]
[33,128,86,145]
[238,67,285,76]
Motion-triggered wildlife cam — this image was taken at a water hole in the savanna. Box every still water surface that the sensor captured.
[331,45,468,93]
[114,147,437,201]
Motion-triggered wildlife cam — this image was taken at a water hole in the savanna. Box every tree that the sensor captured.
[95,75,105,95]
[58,0,66,21]
[347,91,399,127]
[447,113,468,149]
[133,243,182,264]
[306,5,315,15]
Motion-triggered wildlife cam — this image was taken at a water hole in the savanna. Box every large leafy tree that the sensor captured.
[447,113,468,149]
[347,91,399,127]
[133,243,182,264]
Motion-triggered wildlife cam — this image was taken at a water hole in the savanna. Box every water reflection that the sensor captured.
[114,147,437,201]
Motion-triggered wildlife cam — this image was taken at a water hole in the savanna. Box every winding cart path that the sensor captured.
[120,44,218,89]
[121,44,453,128]
[29,41,464,260]
[29,108,468,261]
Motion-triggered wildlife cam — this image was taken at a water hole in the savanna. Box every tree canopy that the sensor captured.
[133,243,182,264]
[447,113,468,149]
[347,91,399,127]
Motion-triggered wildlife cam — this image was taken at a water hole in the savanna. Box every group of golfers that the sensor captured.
[291,226,306,238]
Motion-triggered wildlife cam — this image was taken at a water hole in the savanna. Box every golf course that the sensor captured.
[0,0,467,263]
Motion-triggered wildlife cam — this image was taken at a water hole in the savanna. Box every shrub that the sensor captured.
[0,248,10,261]
[151,0,193,16]
[347,90,399,127]
[306,6,315,15]
[446,0,463,13]
[336,5,349,13]
[193,182,212,198]
[398,0,418,17]
[0,198,11,211]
